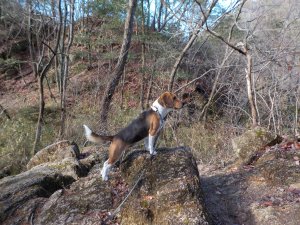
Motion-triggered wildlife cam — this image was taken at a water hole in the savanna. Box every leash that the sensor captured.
[101,154,153,224]
[105,169,145,223]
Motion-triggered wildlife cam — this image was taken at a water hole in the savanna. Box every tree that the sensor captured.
[205,0,259,127]
[100,0,138,128]
[168,0,218,91]
[57,0,75,138]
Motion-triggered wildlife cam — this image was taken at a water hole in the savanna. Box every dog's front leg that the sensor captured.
[144,137,150,151]
[148,135,157,155]
[101,160,112,181]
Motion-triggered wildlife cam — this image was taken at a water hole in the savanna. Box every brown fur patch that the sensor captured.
[108,138,129,164]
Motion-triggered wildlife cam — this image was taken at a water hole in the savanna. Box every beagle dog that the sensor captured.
[83,91,183,181]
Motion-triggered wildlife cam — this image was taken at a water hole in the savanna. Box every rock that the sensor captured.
[254,151,300,186]
[120,147,210,225]
[201,141,300,225]
[35,172,113,225]
[79,145,108,170]
[232,127,276,164]
[27,140,80,170]
[1,145,210,225]
[38,157,87,180]
[250,203,300,225]
[0,166,74,224]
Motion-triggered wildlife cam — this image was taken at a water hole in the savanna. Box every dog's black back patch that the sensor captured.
[115,110,153,144]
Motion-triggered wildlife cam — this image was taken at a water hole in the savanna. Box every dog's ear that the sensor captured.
[161,92,174,108]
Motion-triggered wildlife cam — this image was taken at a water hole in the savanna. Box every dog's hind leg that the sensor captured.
[101,138,128,181]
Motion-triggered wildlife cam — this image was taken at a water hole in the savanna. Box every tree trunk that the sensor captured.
[244,45,258,127]
[33,76,45,154]
[146,0,150,28]
[140,0,146,110]
[59,0,75,138]
[31,0,62,153]
[100,0,138,128]
[26,0,37,78]
[146,62,156,107]
[157,0,163,31]
[200,21,235,120]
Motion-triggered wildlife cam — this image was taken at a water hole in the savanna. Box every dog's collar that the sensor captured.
[151,99,171,124]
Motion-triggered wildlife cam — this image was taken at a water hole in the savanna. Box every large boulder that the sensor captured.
[26,141,86,180]
[120,147,209,225]
[0,145,209,225]
[232,127,277,164]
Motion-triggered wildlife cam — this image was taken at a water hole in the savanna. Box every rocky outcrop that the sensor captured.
[201,133,300,225]
[0,144,209,225]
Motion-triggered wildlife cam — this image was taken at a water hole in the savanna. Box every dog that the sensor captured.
[83,91,183,181]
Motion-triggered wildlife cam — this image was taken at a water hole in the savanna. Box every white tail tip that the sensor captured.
[83,124,92,136]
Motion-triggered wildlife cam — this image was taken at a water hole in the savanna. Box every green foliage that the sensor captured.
[86,0,127,19]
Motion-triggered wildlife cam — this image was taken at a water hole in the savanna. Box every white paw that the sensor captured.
[101,170,107,181]
[150,150,157,156]
[102,175,108,181]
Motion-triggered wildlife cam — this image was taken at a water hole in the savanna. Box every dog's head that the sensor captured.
[158,92,183,109]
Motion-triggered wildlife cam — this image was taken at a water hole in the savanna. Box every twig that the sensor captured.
[174,67,217,93]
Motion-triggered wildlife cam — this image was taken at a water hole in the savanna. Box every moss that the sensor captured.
[140,199,149,209]
[183,217,190,225]
[255,128,266,138]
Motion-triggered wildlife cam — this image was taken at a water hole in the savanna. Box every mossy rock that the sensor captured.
[232,127,276,164]
[120,147,210,225]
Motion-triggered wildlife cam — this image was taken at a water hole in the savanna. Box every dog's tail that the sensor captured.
[83,125,114,143]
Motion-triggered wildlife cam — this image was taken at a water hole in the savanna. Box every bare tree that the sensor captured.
[205,0,259,127]
[168,0,218,91]
[28,0,62,153]
[57,0,75,138]
[100,0,138,128]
